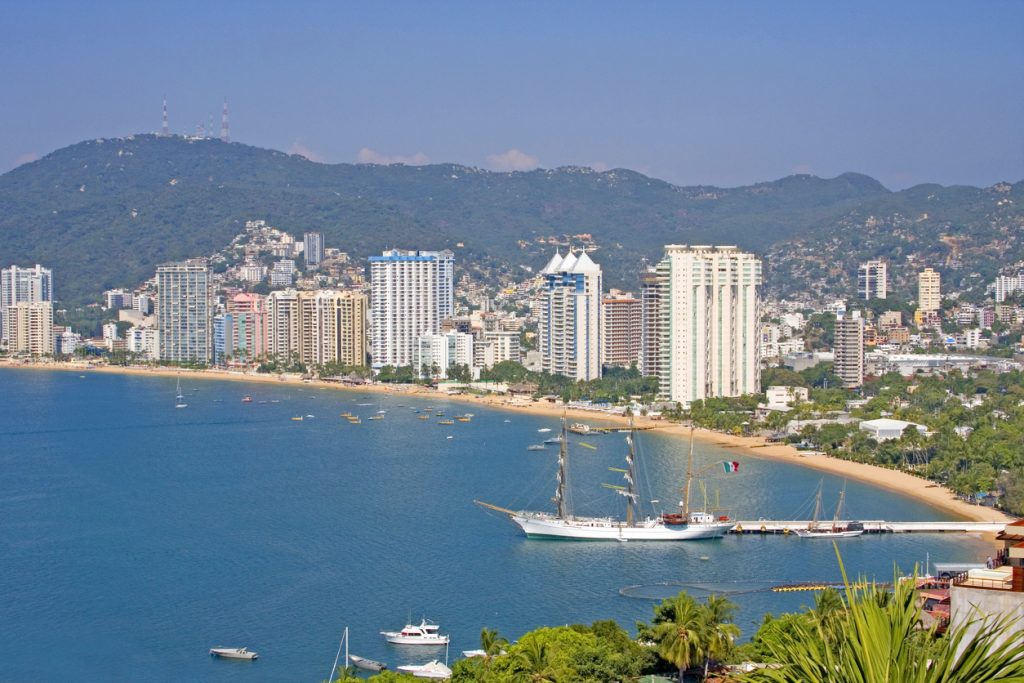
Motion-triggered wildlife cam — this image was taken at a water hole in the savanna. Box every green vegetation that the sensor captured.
[12,135,1019,308]
[333,555,1024,682]
[479,362,659,403]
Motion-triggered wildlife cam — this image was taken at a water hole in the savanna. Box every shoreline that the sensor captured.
[3,359,1015,527]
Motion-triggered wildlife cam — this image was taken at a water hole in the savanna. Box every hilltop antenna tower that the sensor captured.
[161,96,169,137]
[220,98,230,143]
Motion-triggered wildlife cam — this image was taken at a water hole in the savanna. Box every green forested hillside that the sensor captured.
[0,133,1019,304]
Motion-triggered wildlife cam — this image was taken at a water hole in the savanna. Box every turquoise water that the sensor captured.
[0,368,989,682]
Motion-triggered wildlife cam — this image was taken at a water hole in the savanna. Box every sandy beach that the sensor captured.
[3,359,1015,526]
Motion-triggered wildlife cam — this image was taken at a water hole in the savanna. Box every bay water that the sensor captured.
[0,369,988,681]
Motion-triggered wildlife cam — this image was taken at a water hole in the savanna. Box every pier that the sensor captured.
[731,520,1006,535]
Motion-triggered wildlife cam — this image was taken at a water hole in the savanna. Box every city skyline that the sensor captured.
[1,2,1022,190]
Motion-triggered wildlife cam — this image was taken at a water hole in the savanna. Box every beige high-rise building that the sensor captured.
[6,301,53,356]
[834,313,865,388]
[918,268,941,312]
[297,290,367,368]
[654,245,762,406]
[268,289,367,368]
[157,259,212,363]
[601,291,642,368]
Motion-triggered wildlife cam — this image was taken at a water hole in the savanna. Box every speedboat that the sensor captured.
[381,620,449,645]
[397,660,452,679]
[210,647,258,660]
[241,396,253,403]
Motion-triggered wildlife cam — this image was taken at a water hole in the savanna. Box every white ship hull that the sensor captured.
[794,528,864,538]
[511,513,733,541]
[382,634,450,645]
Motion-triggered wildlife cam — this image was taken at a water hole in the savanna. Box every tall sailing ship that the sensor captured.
[793,481,864,538]
[476,420,734,541]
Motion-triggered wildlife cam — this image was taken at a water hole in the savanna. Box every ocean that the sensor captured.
[0,368,988,681]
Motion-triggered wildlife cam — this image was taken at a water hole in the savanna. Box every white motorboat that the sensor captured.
[461,649,487,658]
[209,647,258,660]
[397,660,452,679]
[381,620,449,645]
[349,654,388,672]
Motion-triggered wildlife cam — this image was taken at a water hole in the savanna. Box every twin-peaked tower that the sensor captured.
[644,245,762,407]
[538,250,603,382]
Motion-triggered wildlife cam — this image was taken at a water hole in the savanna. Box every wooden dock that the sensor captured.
[731,520,1006,535]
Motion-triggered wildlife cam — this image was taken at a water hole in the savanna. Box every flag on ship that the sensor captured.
[723,461,740,473]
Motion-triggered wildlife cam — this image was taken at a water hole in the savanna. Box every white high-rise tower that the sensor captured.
[369,249,454,368]
[1,264,53,342]
[654,245,762,406]
[538,250,603,381]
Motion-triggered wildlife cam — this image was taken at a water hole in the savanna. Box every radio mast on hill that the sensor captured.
[160,96,169,137]
[220,98,230,143]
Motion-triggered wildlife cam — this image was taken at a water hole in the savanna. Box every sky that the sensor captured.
[1,1,1022,189]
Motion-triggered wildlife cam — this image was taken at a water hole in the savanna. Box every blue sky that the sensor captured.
[1,1,1021,188]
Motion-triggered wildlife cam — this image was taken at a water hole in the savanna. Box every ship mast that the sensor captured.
[809,481,823,530]
[683,425,695,518]
[833,483,847,530]
[555,416,568,520]
[624,421,637,526]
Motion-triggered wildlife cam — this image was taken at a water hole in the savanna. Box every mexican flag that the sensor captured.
[723,461,740,473]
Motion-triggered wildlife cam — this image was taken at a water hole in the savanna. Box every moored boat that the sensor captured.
[477,422,734,541]
[397,660,452,679]
[381,620,449,645]
[209,647,258,660]
[349,654,388,672]
[793,482,864,539]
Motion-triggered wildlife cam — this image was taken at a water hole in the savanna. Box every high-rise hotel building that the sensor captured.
[266,289,368,368]
[918,268,941,312]
[157,259,212,363]
[1,264,52,342]
[857,260,887,300]
[601,291,642,368]
[834,312,865,388]
[6,302,53,356]
[653,245,762,406]
[538,250,602,381]
[369,249,454,368]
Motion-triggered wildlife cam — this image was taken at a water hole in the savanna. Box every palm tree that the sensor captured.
[654,593,705,682]
[701,594,740,679]
[513,639,557,683]
[739,555,1024,682]
[480,627,508,659]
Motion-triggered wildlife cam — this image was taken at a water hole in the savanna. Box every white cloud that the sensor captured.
[288,142,326,163]
[357,147,429,166]
[486,149,539,172]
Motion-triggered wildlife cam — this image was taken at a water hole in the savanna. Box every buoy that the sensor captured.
[735,524,743,532]
[783,528,790,535]
[760,525,767,533]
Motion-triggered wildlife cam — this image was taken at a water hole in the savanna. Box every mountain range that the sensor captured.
[1,134,1021,305]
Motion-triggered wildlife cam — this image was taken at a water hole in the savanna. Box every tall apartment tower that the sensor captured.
[267,289,301,361]
[1,264,53,341]
[227,292,269,362]
[640,270,662,378]
[156,260,211,363]
[297,290,368,368]
[857,260,888,300]
[655,245,762,407]
[601,291,642,368]
[834,312,865,388]
[369,249,454,368]
[6,302,54,356]
[918,268,941,312]
[538,250,603,381]
[303,232,325,268]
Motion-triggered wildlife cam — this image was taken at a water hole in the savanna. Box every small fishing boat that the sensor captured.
[455,416,471,423]
[537,428,552,433]
[527,445,546,451]
[210,647,258,660]
[350,655,388,672]
[241,396,253,403]
[438,419,455,425]
[291,416,304,421]
[418,415,430,420]
[369,415,384,420]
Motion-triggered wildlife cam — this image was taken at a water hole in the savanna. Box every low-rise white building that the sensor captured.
[859,418,928,442]
[764,385,809,411]
[127,327,160,360]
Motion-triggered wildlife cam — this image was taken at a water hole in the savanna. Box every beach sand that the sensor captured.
[3,359,1015,526]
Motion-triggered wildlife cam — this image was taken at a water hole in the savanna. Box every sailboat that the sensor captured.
[794,481,864,538]
[327,627,387,680]
[476,421,734,541]
[174,374,188,409]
